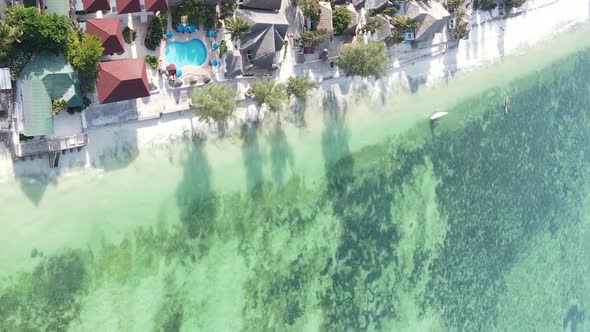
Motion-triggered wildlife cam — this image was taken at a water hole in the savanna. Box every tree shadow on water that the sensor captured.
[240,122,265,198]
[320,91,354,207]
[268,122,295,188]
[175,139,217,241]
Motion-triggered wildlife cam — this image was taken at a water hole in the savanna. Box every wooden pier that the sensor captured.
[14,133,89,167]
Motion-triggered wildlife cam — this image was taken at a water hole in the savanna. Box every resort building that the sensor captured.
[234,7,288,76]
[401,1,450,44]
[239,0,282,12]
[86,17,126,55]
[81,0,110,13]
[96,58,150,104]
[16,53,83,137]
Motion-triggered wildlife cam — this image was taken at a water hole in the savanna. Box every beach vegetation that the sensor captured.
[145,55,159,69]
[123,26,136,44]
[337,41,388,78]
[297,0,321,23]
[172,1,216,30]
[299,29,331,48]
[145,12,167,50]
[332,6,352,35]
[251,79,288,113]
[191,84,237,123]
[225,16,251,41]
[361,14,383,34]
[286,75,318,101]
[0,21,22,65]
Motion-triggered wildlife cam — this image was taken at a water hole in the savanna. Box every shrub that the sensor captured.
[145,13,167,50]
[219,40,227,55]
[145,55,159,69]
[123,27,136,44]
[219,3,237,19]
[337,41,388,78]
[361,15,382,34]
[332,6,352,35]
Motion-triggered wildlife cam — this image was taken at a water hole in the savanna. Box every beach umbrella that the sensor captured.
[176,24,184,33]
[176,69,182,77]
[212,58,218,66]
[208,29,215,38]
[166,64,177,76]
[212,42,219,50]
[166,31,173,39]
[190,25,197,32]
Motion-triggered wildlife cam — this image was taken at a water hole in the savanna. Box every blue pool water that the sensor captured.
[165,39,207,68]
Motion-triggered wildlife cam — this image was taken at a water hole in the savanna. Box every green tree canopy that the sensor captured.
[6,6,73,54]
[0,21,22,65]
[505,0,525,7]
[361,15,383,34]
[145,13,167,50]
[332,6,352,35]
[336,41,388,78]
[299,29,331,48]
[475,0,496,10]
[298,0,321,22]
[286,75,318,101]
[251,80,288,113]
[225,16,251,41]
[191,84,237,123]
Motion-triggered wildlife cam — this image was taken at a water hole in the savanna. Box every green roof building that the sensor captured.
[44,0,70,16]
[19,52,83,137]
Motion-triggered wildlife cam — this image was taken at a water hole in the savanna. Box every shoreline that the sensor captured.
[1,0,589,181]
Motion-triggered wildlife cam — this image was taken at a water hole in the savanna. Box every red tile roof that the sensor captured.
[116,0,140,14]
[97,58,150,104]
[86,18,125,55]
[82,0,110,13]
[144,0,168,12]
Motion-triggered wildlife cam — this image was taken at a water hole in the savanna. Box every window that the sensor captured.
[404,32,415,41]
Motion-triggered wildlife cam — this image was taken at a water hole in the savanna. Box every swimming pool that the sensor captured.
[165,39,207,69]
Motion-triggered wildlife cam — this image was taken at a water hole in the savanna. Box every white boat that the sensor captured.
[430,112,449,121]
[504,96,510,114]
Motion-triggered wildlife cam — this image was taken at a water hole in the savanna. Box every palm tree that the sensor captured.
[225,16,251,41]
[52,99,68,116]
[455,8,467,21]
[391,16,419,32]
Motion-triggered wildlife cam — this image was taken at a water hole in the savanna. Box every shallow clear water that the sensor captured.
[2,27,590,331]
[165,39,207,69]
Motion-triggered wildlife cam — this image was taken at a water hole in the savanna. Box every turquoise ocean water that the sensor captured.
[2,28,590,331]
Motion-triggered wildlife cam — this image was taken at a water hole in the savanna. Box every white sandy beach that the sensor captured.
[1,0,589,181]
